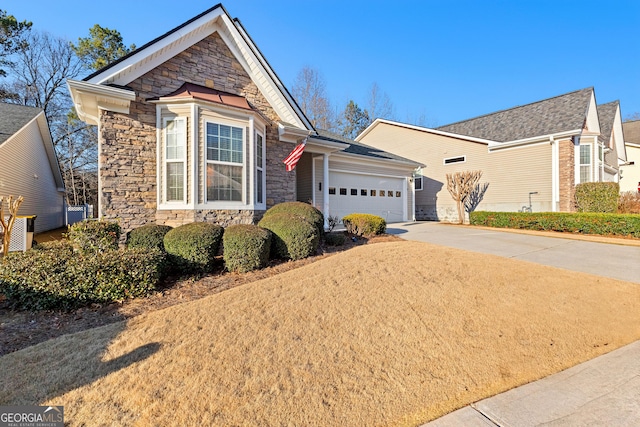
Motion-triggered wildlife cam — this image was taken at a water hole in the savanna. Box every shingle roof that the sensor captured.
[597,101,619,145]
[0,102,42,145]
[315,129,420,165]
[436,88,593,142]
[623,120,640,145]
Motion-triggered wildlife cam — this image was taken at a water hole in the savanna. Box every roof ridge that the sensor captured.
[438,87,593,129]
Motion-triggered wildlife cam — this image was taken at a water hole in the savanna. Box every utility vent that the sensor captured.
[444,156,466,165]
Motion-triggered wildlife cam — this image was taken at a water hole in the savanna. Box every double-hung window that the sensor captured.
[580,144,592,183]
[206,122,244,202]
[255,132,265,204]
[164,118,186,203]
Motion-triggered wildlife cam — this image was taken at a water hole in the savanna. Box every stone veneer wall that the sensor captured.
[558,138,576,212]
[99,32,296,237]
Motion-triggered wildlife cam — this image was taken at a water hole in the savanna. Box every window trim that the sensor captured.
[255,130,265,206]
[162,116,187,204]
[204,119,246,204]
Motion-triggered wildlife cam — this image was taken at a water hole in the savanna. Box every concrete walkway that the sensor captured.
[385,222,640,426]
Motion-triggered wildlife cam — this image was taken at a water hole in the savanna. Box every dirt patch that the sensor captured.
[1,239,639,426]
[0,233,398,356]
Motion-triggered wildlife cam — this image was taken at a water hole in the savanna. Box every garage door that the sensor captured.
[329,171,406,223]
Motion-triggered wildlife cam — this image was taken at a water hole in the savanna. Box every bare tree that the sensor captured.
[446,170,483,224]
[624,112,640,122]
[1,31,97,206]
[291,66,336,131]
[367,82,394,121]
[0,195,24,258]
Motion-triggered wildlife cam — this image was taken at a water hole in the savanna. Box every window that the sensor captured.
[379,190,385,197]
[387,190,393,197]
[414,170,423,191]
[598,145,604,162]
[339,188,347,195]
[329,187,336,195]
[164,118,186,202]
[350,188,357,196]
[360,189,367,196]
[256,132,264,204]
[206,122,244,201]
[371,190,376,196]
[395,191,401,197]
[580,144,592,183]
[444,155,466,165]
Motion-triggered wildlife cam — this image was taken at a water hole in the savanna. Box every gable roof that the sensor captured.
[75,4,313,131]
[315,129,421,167]
[0,103,42,145]
[597,101,619,144]
[623,120,640,145]
[437,88,593,142]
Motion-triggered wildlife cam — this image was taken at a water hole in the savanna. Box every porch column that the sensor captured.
[323,153,329,230]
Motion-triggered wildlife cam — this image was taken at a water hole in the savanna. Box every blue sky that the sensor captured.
[5,0,639,126]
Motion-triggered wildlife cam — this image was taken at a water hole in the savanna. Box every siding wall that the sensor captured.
[360,124,553,221]
[620,144,640,192]
[0,119,64,232]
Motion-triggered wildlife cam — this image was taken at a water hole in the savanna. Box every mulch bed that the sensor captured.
[0,234,400,356]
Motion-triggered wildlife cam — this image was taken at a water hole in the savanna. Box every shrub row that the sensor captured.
[342,213,386,236]
[0,241,164,311]
[575,182,619,213]
[470,211,640,238]
[67,220,121,253]
[164,222,224,274]
[223,224,271,273]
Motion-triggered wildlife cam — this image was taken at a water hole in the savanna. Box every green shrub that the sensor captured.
[0,240,163,310]
[262,202,324,236]
[223,224,272,273]
[324,232,346,246]
[67,219,121,253]
[470,211,640,238]
[258,213,319,260]
[342,213,386,236]
[575,182,619,213]
[163,222,224,273]
[126,224,172,251]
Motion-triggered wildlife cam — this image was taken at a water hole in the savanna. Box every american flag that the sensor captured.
[283,140,306,171]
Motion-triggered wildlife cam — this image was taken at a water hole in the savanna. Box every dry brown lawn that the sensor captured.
[2,240,640,426]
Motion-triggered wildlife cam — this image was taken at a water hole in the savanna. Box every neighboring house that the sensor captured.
[67,4,419,235]
[620,120,640,193]
[0,102,65,233]
[358,88,627,222]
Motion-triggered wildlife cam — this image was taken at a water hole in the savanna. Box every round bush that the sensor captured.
[163,222,223,273]
[342,213,386,237]
[223,224,272,273]
[263,202,324,236]
[258,213,319,260]
[126,224,173,251]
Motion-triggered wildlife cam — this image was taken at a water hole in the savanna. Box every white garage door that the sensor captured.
[329,171,406,223]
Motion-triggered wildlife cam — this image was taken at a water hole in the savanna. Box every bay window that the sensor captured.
[164,117,186,202]
[206,122,244,202]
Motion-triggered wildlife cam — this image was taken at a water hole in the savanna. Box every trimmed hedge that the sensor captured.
[0,240,163,310]
[470,211,640,238]
[342,213,386,237]
[126,224,173,251]
[258,213,319,260]
[163,222,223,273]
[67,219,121,253]
[575,182,619,213]
[223,224,271,273]
[262,202,324,236]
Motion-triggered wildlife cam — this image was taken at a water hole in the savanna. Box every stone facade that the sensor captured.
[558,138,576,212]
[99,32,296,236]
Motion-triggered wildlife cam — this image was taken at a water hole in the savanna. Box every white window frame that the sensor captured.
[255,130,266,207]
[204,119,246,205]
[413,169,423,191]
[443,155,466,165]
[163,117,187,204]
[579,143,592,183]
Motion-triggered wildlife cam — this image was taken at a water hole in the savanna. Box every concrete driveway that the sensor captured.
[387,222,640,284]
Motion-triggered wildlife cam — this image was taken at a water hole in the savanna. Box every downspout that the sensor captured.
[323,153,329,230]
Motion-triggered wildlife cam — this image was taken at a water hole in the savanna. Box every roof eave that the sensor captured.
[68,80,136,125]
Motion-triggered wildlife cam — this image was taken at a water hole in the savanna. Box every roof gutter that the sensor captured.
[488,129,582,151]
[68,79,136,125]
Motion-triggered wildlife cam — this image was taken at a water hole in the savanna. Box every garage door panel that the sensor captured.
[329,171,405,223]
